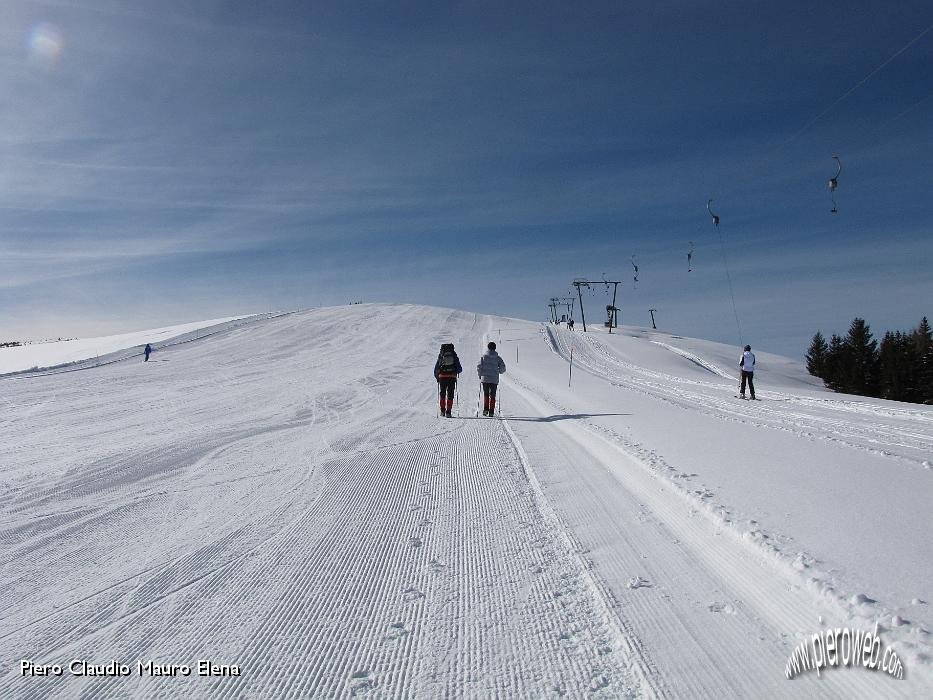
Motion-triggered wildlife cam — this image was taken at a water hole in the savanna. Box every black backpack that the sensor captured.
[438,345,457,373]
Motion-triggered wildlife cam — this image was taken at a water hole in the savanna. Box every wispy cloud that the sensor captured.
[1,1,931,348]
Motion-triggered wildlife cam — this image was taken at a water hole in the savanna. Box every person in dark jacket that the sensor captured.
[433,343,462,417]
[477,341,507,416]
[144,343,152,362]
[739,344,756,399]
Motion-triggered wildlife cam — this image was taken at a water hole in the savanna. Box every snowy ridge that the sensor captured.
[649,341,737,380]
[1,304,930,698]
[0,314,272,378]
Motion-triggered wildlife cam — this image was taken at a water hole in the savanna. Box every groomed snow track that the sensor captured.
[1,306,930,698]
[0,306,653,699]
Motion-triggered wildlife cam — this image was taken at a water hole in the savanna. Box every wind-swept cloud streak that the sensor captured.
[0,0,931,354]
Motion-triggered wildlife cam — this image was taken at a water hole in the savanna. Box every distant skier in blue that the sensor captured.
[434,343,462,417]
[739,344,756,399]
[477,341,506,416]
[144,343,152,362]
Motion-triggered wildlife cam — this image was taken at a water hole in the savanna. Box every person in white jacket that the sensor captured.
[739,344,756,399]
[477,341,507,416]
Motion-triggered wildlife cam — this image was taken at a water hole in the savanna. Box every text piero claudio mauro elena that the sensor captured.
[21,659,240,678]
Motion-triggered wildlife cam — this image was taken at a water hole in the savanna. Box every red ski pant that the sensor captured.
[482,382,498,412]
[438,379,456,413]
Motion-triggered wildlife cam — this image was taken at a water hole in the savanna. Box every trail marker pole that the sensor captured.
[569,347,573,387]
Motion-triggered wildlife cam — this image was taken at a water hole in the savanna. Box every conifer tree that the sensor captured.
[920,344,933,405]
[878,331,914,401]
[912,316,932,357]
[844,318,879,396]
[806,331,828,377]
[823,333,848,392]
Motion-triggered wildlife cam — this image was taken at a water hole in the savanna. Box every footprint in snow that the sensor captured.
[402,587,424,602]
[385,622,409,640]
[427,558,446,572]
[349,670,374,695]
[707,602,737,614]
[626,576,652,590]
[408,536,422,548]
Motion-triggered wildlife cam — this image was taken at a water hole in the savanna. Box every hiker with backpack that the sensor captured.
[433,343,463,417]
[477,341,507,416]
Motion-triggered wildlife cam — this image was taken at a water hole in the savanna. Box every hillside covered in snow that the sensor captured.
[1,304,930,698]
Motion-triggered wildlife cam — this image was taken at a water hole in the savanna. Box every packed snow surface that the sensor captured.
[0,316,258,375]
[1,304,930,698]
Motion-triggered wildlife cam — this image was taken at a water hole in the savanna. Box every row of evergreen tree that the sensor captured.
[806,317,933,403]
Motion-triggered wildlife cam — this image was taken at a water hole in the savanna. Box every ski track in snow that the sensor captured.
[531,324,932,685]
[1,307,930,698]
[0,306,650,699]
[548,327,933,468]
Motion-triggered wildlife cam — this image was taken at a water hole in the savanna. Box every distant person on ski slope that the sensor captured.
[144,343,152,362]
[434,343,462,417]
[568,318,575,331]
[477,341,507,416]
[739,344,756,399]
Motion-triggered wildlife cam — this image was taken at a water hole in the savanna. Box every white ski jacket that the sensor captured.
[740,350,756,373]
[477,350,506,384]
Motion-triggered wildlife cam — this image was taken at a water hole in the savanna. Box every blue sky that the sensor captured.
[1,0,931,357]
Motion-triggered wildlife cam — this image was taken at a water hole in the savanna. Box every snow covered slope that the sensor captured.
[0,315,260,376]
[1,304,930,698]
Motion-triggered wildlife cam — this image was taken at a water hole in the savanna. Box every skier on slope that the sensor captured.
[144,343,152,362]
[434,343,462,417]
[739,344,756,400]
[477,341,507,416]
[568,318,575,331]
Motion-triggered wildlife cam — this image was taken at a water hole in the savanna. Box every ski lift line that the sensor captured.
[698,19,933,225]
[780,20,933,151]
[714,220,744,348]
[881,88,933,126]
[844,87,933,154]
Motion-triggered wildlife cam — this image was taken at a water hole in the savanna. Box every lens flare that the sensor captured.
[28,23,64,64]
